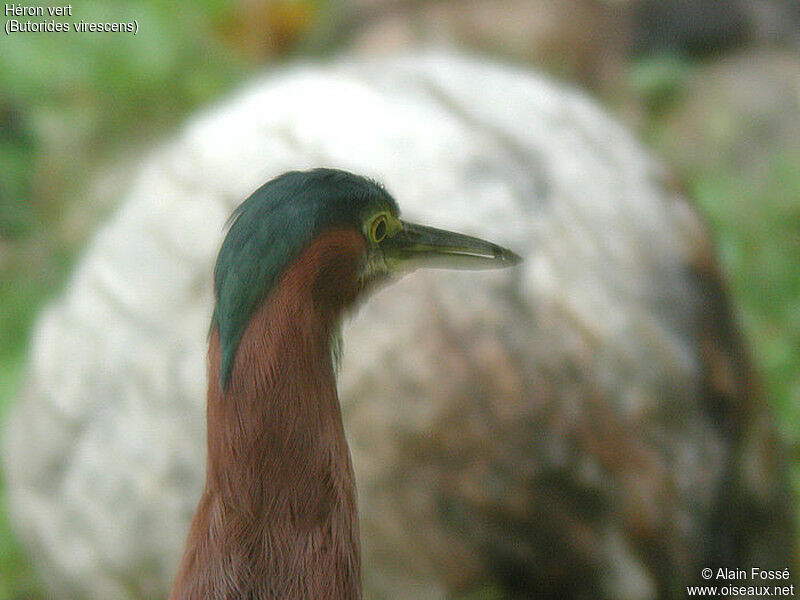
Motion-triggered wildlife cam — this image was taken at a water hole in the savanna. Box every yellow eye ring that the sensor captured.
[369,214,389,244]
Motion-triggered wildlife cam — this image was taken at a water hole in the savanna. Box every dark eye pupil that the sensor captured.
[374,219,386,241]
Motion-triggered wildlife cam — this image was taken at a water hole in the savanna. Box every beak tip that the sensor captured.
[496,246,523,267]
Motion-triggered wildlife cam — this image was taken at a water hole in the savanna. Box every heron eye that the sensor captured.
[369,214,388,244]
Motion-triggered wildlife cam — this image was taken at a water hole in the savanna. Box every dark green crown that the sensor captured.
[213,168,398,388]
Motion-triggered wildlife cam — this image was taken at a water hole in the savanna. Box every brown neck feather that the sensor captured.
[171,229,367,600]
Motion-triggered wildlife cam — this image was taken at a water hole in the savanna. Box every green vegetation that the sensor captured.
[692,154,800,434]
[628,51,800,441]
[627,53,694,116]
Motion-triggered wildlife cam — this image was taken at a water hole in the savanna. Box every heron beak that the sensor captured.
[382,220,522,271]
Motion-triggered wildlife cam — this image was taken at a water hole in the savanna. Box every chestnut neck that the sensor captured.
[171,229,367,600]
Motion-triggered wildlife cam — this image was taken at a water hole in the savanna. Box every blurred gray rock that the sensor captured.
[659,50,800,174]
[632,0,800,55]
[3,53,794,600]
[328,0,632,89]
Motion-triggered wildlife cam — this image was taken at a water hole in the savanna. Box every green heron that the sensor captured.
[170,168,520,599]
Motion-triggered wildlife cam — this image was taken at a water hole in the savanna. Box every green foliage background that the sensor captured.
[1,3,797,598]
